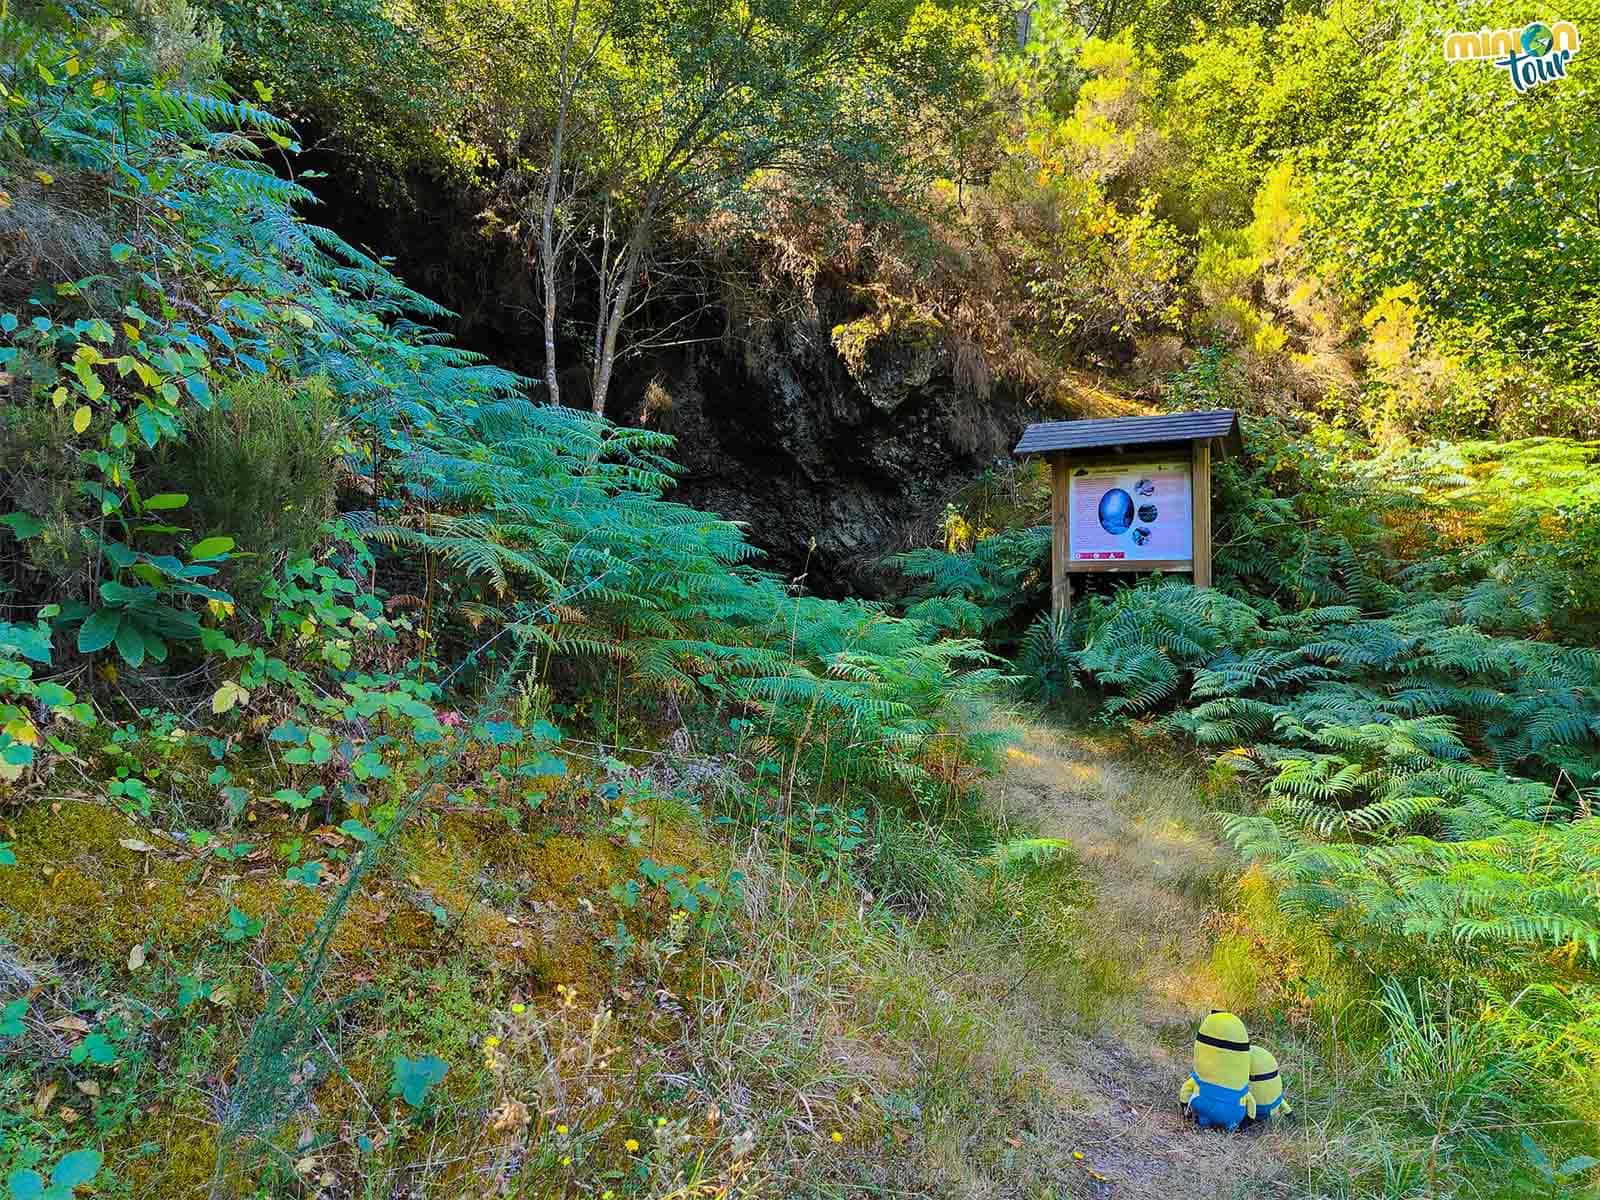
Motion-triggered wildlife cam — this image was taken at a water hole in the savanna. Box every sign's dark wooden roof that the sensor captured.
[1013,409,1242,458]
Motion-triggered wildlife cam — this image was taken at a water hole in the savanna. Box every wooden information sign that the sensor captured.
[1015,410,1241,616]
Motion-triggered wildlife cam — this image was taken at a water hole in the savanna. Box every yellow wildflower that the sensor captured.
[556,1124,568,1135]
[831,1131,843,1143]
[625,1138,639,1153]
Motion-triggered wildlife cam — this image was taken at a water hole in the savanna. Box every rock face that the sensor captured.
[605,309,1032,596]
[304,165,1031,594]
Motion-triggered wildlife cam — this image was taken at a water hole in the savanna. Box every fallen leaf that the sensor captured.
[75,1080,101,1098]
[118,838,156,853]
[52,1015,91,1034]
[128,943,146,970]
[1006,1137,1022,1149]
[489,1097,530,1133]
[59,1105,81,1124]
[34,1080,58,1116]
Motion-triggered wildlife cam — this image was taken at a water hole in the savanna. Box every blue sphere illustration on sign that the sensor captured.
[1522,21,1554,55]
[1098,488,1134,535]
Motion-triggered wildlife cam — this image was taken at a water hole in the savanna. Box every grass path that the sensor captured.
[980,719,1300,1199]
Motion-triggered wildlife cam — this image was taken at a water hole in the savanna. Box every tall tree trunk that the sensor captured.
[539,164,563,405]
[590,207,653,416]
[592,192,612,402]
[538,0,585,406]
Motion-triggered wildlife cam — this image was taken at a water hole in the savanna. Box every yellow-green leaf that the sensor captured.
[2,717,38,746]
[211,681,249,714]
[72,406,90,434]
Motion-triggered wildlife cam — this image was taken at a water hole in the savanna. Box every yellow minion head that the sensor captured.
[1248,1045,1287,1117]
[1193,1010,1251,1090]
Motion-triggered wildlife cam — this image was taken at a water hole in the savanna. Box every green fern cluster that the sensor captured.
[894,525,1050,636]
[341,386,1011,809]
[1225,813,1600,972]
[1054,576,1600,963]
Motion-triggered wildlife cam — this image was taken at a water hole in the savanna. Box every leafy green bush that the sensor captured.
[0,0,1014,893]
[154,374,338,597]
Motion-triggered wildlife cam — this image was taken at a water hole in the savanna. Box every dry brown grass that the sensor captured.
[650,717,1338,1198]
[0,170,112,302]
[978,720,1296,1199]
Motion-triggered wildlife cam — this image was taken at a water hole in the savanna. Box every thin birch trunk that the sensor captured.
[591,211,652,416]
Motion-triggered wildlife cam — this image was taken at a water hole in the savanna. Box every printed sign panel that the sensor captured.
[1068,461,1193,562]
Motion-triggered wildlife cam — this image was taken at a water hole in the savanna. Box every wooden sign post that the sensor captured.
[1014,410,1242,617]
[1050,456,1071,616]
[1191,438,1212,589]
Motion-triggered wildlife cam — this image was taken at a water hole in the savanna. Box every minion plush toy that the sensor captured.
[1246,1044,1291,1122]
[1178,1011,1256,1130]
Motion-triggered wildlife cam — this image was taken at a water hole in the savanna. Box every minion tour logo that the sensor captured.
[1443,19,1580,91]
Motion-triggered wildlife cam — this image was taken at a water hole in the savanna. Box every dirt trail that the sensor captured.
[987,721,1299,1200]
